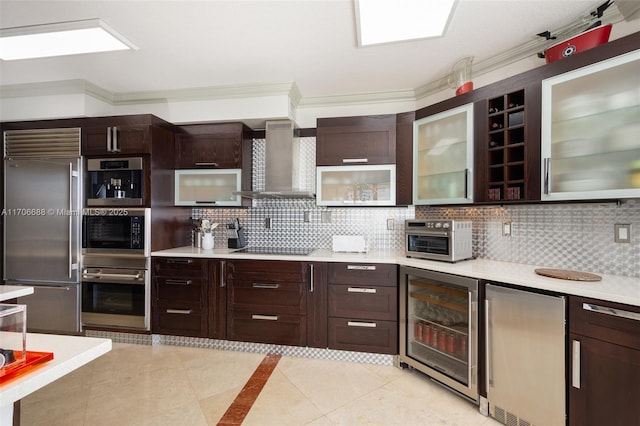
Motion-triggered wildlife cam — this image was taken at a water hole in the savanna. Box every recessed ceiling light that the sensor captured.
[355,0,456,47]
[0,18,137,61]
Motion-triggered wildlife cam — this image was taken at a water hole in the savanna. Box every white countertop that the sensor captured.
[0,333,112,414]
[153,246,640,307]
[0,286,34,302]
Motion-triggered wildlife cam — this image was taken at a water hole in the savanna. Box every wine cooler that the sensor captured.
[399,266,479,402]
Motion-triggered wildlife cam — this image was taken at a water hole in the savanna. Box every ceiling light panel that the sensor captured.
[356,0,456,46]
[0,19,136,61]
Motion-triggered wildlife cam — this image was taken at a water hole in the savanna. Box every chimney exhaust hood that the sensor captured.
[236,120,315,199]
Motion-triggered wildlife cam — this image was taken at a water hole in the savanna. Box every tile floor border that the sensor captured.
[84,330,396,366]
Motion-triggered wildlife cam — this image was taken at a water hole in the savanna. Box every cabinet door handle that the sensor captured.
[342,158,368,163]
[346,265,376,271]
[220,260,226,287]
[485,299,492,390]
[252,314,278,321]
[572,339,581,389]
[309,264,314,293]
[347,321,377,328]
[582,303,640,321]
[464,168,470,199]
[112,126,120,152]
[252,283,279,289]
[166,309,192,315]
[106,126,112,152]
[544,157,551,195]
[195,201,217,204]
[347,287,377,294]
[165,279,192,285]
[194,162,219,167]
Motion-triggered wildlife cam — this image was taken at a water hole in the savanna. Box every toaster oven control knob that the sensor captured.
[442,222,450,229]
[435,222,442,228]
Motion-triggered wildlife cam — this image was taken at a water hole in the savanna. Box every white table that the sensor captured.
[0,333,112,425]
[0,286,34,302]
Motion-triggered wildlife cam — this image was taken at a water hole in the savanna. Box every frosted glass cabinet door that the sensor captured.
[316,164,396,206]
[174,169,242,206]
[541,50,640,201]
[413,103,474,205]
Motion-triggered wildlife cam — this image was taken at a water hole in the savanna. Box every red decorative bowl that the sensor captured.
[544,24,612,64]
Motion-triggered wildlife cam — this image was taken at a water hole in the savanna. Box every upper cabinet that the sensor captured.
[174,169,243,206]
[541,49,640,201]
[475,84,542,203]
[174,122,252,169]
[316,164,396,206]
[413,103,474,205]
[82,116,154,156]
[316,115,396,165]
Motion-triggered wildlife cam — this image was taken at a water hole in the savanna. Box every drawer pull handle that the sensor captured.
[252,283,279,289]
[194,162,219,167]
[342,158,368,163]
[346,265,376,271]
[166,309,192,315]
[347,287,377,294]
[252,314,278,321]
[165,279,192,286]
[347,321,377,328]
[166,259,193,264]
[582,303,640,321]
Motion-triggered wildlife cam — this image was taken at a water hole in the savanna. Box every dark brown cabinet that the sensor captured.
[316,115,396,166]
[80,115,169,156]
[174,122,252,170]
[327,262,398,354]
[226,259,326,347]
[475,84,541,203]
[152,257,209,338]
[568,296,640,426]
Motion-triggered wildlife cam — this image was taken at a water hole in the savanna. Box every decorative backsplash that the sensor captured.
[194,138,639,278]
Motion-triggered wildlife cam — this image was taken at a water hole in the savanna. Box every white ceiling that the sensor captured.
[0,1,635,107]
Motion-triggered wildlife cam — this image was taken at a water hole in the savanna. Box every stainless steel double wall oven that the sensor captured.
[81,207,151,331]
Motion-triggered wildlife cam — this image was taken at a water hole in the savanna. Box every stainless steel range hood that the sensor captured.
[236,120,315,199]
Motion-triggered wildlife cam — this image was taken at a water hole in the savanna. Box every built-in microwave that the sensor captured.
[82,207,150,257]
[86,157,144,206]
[405,219,473,262]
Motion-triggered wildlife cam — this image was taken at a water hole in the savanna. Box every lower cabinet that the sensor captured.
[152,257,227,339]
[226,259,326,347]
[568,296,640,426]
[327,262,398,354]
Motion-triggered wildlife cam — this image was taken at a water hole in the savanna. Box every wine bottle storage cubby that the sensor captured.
[486,89,527,201]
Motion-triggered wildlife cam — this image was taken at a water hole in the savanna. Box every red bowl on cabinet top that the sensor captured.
[544,24,612,63]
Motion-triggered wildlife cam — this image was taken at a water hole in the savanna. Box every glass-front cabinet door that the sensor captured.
[541,49,640,201]
[413,103,474,205]
[174,169,242,206]
[316,164,396,206]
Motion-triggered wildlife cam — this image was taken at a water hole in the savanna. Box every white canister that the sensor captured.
[202,233,214,250]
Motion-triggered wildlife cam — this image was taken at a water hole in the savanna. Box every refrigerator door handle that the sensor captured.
[68,162,73,279]
[485,299,492,390]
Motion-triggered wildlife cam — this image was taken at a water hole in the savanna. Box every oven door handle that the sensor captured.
[82,271,144,281]
[413,231,450,237]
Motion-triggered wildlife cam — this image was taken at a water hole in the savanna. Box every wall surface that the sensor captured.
[194,138,639,279]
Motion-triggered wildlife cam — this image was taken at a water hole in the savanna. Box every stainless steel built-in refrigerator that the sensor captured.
[3,128,82,334]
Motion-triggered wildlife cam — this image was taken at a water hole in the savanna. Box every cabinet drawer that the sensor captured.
[155,309,207,337]
[329,285,397,321]
[229,280,305,314]
[229,259,308,282]
[569,296,640,350]
[154,277,205,304]
[328,318,398,354]
[228,311,306,346]
[153,257,207,278]
[328,263,397,286]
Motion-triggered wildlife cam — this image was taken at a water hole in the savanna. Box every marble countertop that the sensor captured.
[152,246,640,307]
[0,286,34,302]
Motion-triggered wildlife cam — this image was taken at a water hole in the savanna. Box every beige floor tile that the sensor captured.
[242,370,325,425]
[198,385,245,425]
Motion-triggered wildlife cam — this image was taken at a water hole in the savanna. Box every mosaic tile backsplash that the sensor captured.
[194,138,639,278]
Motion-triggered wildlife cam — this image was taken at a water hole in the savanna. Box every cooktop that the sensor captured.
[235,247,316,256]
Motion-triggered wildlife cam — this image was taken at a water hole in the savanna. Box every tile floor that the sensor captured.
[20,343,500,425]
